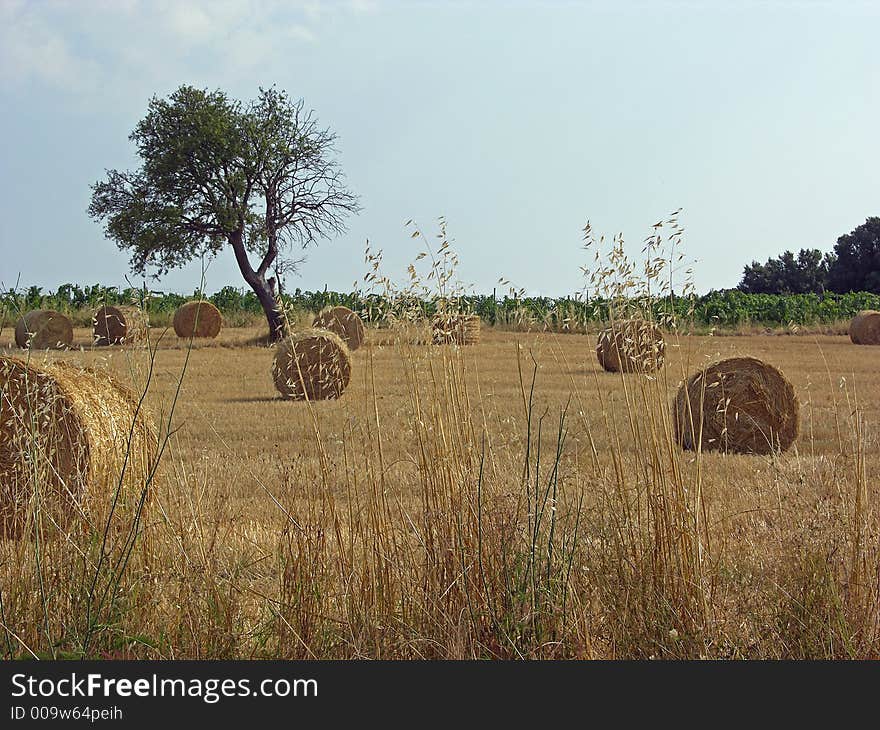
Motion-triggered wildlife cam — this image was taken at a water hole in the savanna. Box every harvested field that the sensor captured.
[0,325,878,659]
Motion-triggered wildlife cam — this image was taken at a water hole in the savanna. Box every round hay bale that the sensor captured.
[93,305,149,346]
[13,310,73,350]
[596,320,665,373]
[312,306,365,351]
[672,356,799,455]
[849,310,880,345]
[173,300,223,339]
[0,356,157,538]
[431,313,481,345]
[272,328,352,401]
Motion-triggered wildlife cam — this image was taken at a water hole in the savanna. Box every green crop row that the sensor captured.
[3,284,879,330]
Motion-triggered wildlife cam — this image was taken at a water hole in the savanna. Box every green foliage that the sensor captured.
[691,289,878,327]
[828,217,880,294]
[738,217,880,295]
[89,86,242,276]
[88,85,359,340]
[739,248,835,295]
[2,284,160,314]
[4,284,879,330]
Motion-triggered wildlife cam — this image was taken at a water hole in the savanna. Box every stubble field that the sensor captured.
[1,324,878,659]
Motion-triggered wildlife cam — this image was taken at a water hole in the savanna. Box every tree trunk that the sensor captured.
[229,229,287,342]
[252,276,286,342]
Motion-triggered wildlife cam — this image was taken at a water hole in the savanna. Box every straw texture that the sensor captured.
[673,356,799,455]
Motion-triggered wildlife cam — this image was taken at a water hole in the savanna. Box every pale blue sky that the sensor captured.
[1,0,878,297]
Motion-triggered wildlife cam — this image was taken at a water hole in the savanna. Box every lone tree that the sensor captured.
[89,85,359,340]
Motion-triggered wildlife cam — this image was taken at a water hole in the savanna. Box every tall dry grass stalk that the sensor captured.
[0,217,876,658]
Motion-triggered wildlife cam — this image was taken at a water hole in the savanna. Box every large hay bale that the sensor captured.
[673,356,799,455]
[596,320,665,373]
[0,356,157,538]
[431,313,481,345]
[312,306,365,351]
[849,310,880,345]
[272,329,352,401]
[13,310,73,350]
[173,300,223,339]
[93,305,149,346]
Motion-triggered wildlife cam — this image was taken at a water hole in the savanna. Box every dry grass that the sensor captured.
[0,321,876,659]
[431,313,481,346]
[595,320,665,373]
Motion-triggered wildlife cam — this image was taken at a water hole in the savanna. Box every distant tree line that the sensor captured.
[739,217,880,294]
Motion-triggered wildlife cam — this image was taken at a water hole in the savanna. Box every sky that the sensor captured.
[1,0,878,298]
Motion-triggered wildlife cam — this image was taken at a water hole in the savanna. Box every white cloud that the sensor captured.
[0,1,99,89]
[301,1,327,23]
[287,24,317,43]
[349,0,379,14]
[0,0,357,96]
[166,4,216,42]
